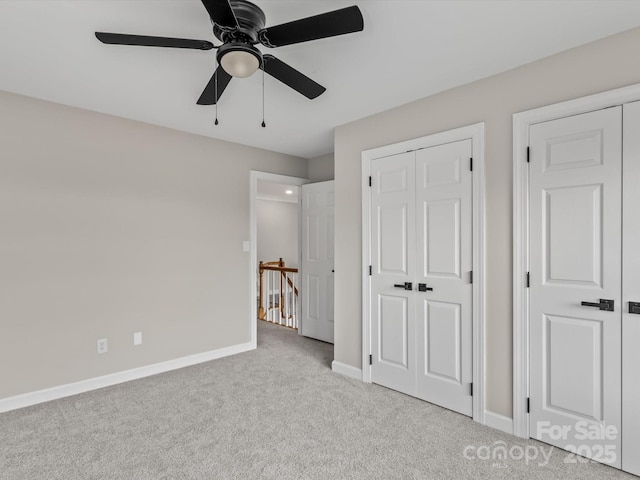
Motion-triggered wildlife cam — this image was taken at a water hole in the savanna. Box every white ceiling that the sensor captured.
[2,1,640,159]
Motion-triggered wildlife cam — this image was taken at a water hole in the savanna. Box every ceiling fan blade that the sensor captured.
[261,55,326,100]
[95,32,214,50]
[197,67,233,105]
[259,5,363,48]
[200,0,239,29]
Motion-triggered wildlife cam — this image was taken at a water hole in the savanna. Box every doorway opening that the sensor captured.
[249,171,307,347]
[249,171,336,348]
[256,181,300,330]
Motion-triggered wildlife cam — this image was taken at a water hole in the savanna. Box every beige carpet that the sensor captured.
[0,321,635,479]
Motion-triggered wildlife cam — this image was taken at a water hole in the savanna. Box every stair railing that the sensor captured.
[258,258,299,328]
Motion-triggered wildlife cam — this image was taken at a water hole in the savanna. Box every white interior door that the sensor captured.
[529,107,622,467]
[622,101,640,476]
[300,181,334,343]
[369,142,473,416]
[415,140,473,416]
[370,152,416,396]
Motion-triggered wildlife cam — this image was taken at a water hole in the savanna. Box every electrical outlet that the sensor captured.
[97,338,108,354]
[133,332,142,346]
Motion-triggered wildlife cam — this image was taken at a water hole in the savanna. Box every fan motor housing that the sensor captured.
[213,0,266,43]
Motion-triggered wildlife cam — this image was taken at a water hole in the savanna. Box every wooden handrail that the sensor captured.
[262,266,298,273]
[261,259,283,268]
[259,258,298,274]
[285,275,298,297]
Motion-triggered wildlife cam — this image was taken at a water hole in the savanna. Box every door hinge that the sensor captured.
[470,157,473,172]
[526,272,530,288]
[369,176,372,187]
[369,354,373,365]
[527,397,530,413]
[526,146,530,163]
[470,382,473,396]
[369,265,372,276]
[469,270,473,284]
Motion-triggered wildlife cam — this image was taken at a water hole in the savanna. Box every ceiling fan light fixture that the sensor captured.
[217,42,262,78]
[96,1,365,104]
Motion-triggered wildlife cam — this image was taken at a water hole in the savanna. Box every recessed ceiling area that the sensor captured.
[257,181,299,203]
[1,1,640,158]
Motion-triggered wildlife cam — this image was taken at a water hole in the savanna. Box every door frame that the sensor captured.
[361,122,485,424]
[249,171,308,347]
[512,82,640,439]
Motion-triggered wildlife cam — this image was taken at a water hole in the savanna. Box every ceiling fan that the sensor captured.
[95,0,364,105]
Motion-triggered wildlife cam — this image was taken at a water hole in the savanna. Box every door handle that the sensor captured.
[580,299,614,311]
[629,302,640,314]
[418,283,433,292]
[393,282,413,291]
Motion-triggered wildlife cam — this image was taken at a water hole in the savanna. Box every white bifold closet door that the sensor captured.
[528,103,640,474]
[370,140,473,417]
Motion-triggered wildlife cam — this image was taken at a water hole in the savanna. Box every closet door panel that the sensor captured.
[415,139,473,417]
[370,152,417,397]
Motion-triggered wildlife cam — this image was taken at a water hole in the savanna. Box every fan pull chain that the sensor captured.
[214,68,219,126]
[261,66,266,128]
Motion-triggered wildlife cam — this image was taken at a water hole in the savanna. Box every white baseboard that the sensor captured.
[0,341,254,413]
[331,360,362,381]
[484,410,514,435]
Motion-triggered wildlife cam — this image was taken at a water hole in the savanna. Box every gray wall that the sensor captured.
[0,91,306,400]
[333,26,640,418]
[257,199,298,268]
[307,153,334,182]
